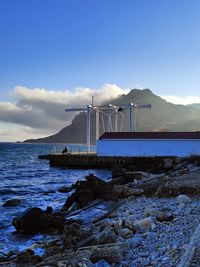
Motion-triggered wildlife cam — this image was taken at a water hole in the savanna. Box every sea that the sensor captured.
[0,142,111,255]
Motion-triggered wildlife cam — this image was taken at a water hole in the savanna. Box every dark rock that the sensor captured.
[63,222,93,247]
[65,201,119,225]
[12,207,64,233]
[91,246,122,264]
[144,208,174,222]
[112,164,125,178]
[16,249,42,265]
[95,227,117,244]
[58,185,74,193]
[3,198,21,207]
[62,174,115,211]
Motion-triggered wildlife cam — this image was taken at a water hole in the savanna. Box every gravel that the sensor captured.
[109,196,200,266]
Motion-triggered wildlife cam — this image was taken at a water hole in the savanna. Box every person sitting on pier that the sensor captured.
[62,146,68,154]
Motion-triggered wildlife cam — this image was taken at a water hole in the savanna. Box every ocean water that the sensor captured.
[0,143,111,254]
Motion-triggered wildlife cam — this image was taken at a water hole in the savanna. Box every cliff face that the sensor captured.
[24,89,200,143]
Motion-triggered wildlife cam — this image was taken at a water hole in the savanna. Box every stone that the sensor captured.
[62,174,115,211]
[12,207,64,233]
[144,208,174,222]
[16,249,42,265]
[119,228,134,239]
[96,227,117,244]
[133,217,156,233]
[176,194,192,204]
[163,158,174,169]
[3,198,21,207]
[91,246,122,264]
[114,184,143,198]
[92,259,111,267]
[112,164,124,178]
[58,186,73,193]
[127,235,144,248]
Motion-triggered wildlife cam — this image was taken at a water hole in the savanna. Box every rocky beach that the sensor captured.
[2,154,200,266]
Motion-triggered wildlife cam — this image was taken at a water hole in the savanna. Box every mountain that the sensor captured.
[187,103,200,111]
[24,89,200,144]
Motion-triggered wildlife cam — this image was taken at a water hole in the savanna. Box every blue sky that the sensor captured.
[1,0,200,97]
[1,0,200,141]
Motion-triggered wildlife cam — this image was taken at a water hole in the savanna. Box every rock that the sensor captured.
[65,201,119,225]
[127,235,144,248]
[95,227,117,244]
[92,259,111,267]
[119,228,134,239]
[3,198,21,207]
[176,194,191,204]
[163,158,174,169]
[16,249,42,265]
[12,207,64,233]
[144,208,174,222]
[133,217,156,233]
[62,174,115,211]
[58,186,73,193]
[90,246,122,264]
[114,184,143,198]
[112,164,125,178]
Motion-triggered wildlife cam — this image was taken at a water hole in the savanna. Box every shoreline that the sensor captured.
[2,156,200,266]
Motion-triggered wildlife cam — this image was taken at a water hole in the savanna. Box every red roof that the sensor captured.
[100,132,200,140]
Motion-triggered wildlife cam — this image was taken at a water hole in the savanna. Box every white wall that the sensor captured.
[97,139,200,157]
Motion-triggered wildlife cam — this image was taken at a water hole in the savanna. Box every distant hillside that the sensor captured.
[24,89,200,144]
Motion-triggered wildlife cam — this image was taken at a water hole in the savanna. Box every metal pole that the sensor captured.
[135,108,138,132]
[96,109,99,140]
[129,103,132,132]
[115,113,118,132]
[86,105,90,152]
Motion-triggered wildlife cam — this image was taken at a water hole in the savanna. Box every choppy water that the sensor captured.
[0,143,111,254]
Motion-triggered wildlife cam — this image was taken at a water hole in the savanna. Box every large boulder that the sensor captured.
[62,174,115,211]
[12,207,64,233]
[3,198,21,207]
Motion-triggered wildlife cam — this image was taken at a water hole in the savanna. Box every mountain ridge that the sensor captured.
[24,89,200,143]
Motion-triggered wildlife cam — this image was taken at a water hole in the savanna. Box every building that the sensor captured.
[96,132,200,157]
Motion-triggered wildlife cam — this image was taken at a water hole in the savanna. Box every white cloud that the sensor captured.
[161,95,200,105]
[0,84,128,141]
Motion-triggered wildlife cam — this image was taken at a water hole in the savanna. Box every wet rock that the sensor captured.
[12,207,64,233]
[133,217,156,233]
[90,246,122,264]
[176,194,191,204]
[58,185,73,193]
[62,174,115,211]
[3,198,21,207]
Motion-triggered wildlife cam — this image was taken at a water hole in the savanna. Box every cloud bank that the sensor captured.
[162,95,200,105]
[0,84,128,141]
[1,84,200,142]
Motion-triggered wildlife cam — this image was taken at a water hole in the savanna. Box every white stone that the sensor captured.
[177,194,191,204]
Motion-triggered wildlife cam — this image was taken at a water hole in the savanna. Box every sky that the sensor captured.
[1,0,200,141]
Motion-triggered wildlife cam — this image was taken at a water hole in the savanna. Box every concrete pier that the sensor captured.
[38,153,174,170]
